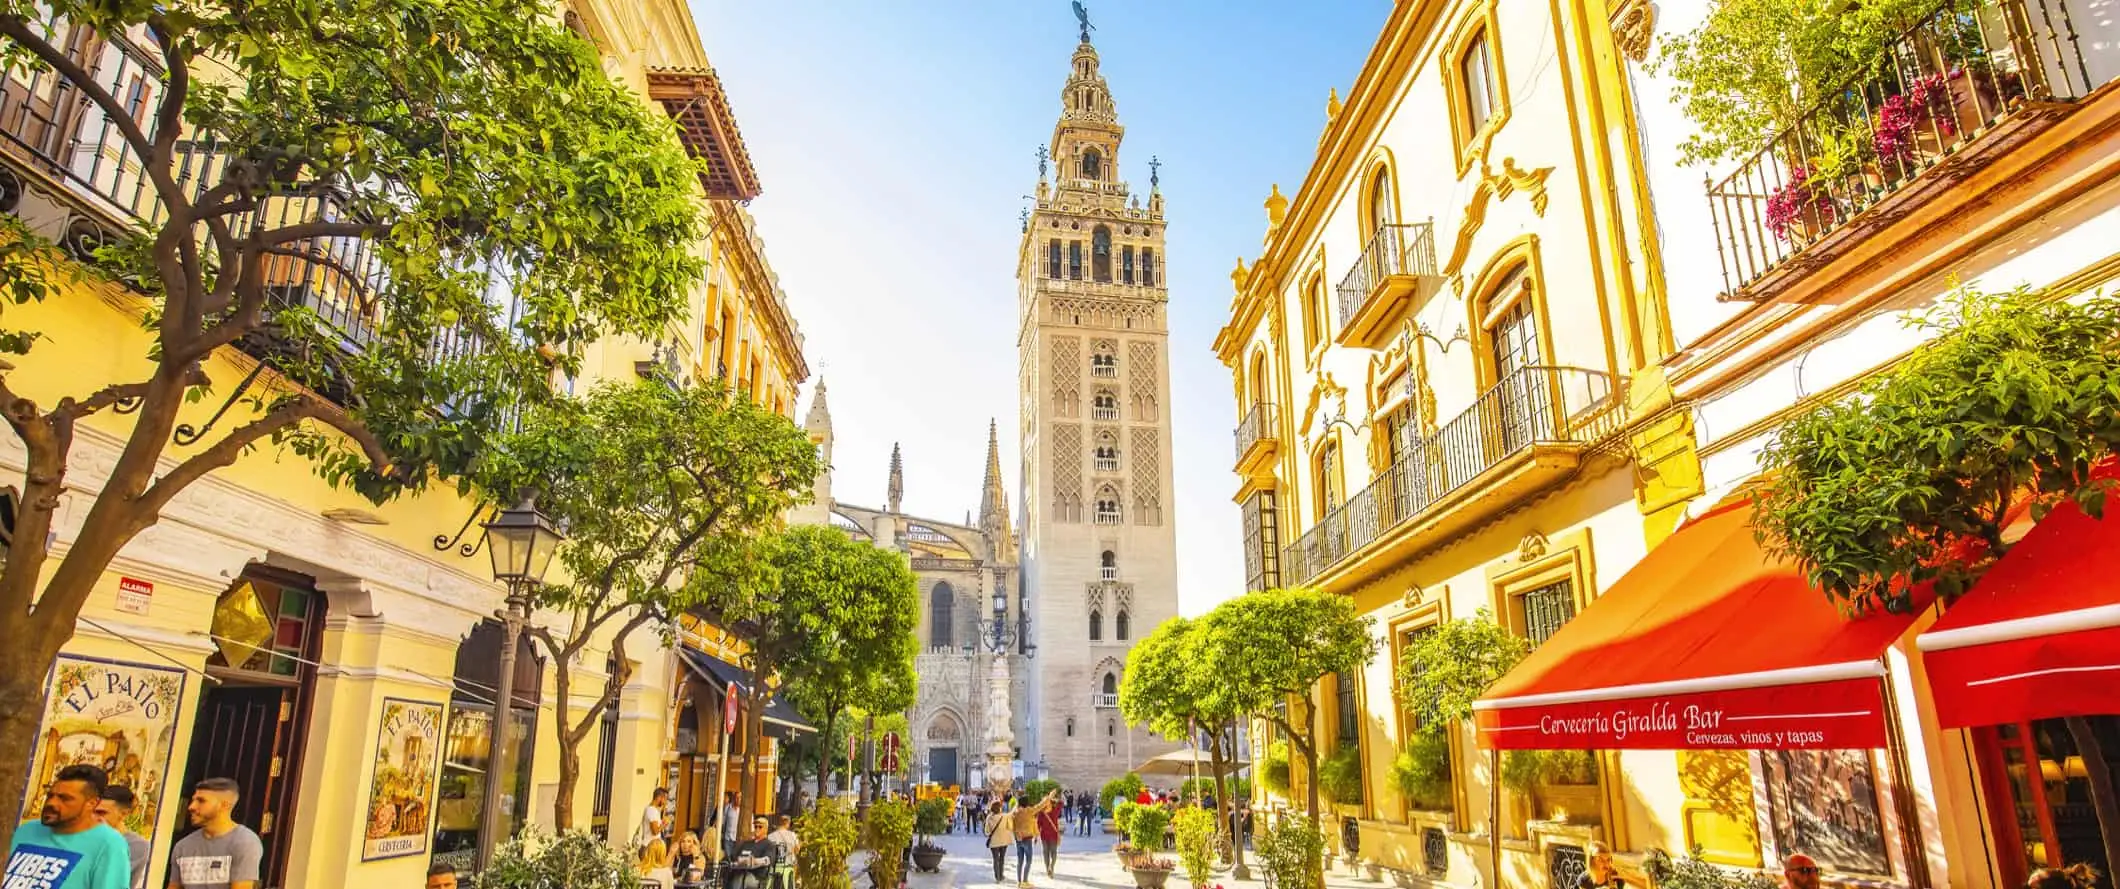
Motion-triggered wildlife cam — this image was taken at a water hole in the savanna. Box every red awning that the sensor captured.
[1474,501,1923,750]
[1916,495,2120,728]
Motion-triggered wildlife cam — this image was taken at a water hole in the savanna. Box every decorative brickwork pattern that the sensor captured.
[1053,423,1083,522]
[1129,341,1158,421]
[1052,336,1081,417]
[1131,427,1161,526]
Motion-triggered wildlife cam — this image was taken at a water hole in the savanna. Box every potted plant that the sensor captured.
[1766,165,1839,246]
[1128,804,1173,859]
[1257,815,1325,889]
[483,828,644,889]
[1318,747,1364,809]
[1390,732,1452,812]
[1131,856,1179,889]
[1261,741,1293,798]
[911,797,951,873]
[1173,807,1218,887]
[797,800,861,889]
[862,798,916,889]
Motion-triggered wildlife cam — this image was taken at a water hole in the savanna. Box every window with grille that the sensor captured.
[1488,273,1540,379]
[591,658,620,840]
[1399,625,1438,731]
[1070,241,1083,280]
[1335,672,1359,748]
[1048,240,1062,279]
[1519,580,1576,648]
[1141,248,1157,287]
[1242,490,1280,592]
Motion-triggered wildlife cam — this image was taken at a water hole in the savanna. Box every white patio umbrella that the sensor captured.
[1131,745,1251,778]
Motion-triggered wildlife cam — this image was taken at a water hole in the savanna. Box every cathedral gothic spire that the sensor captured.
[979,420,1014,554]
[887,442,904,514]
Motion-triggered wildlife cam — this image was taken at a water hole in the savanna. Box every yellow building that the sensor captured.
[1221,0,2120,888]
[0,1,808,887]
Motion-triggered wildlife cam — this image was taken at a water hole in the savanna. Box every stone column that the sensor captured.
[984,653,1015,796]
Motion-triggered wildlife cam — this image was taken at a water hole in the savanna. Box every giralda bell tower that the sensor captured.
[1016,11,1179,787]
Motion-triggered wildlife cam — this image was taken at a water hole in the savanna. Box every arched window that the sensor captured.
[1092,226,1113,282]
[1483,263,1542,451]
[1317,440,1343,516]
[1116,610,1130,640]
[1069,241,1083,280]
[1100,550,1118,581]
[1089,610,1103,641]
[1082,148,1102,180]
[1122,246,1136,284]
[1094,434,1119,473]
[1302,276,1327,351]
[1066,717,1076,737]
[1093,391,1119,421]
[1102,673,1118,696]
[1141,248,1157,287]
[1248,352,1270,412]
[1107,719,1117,737]
[1368,167,1396,236]
[1091,342,1118,378]
[1460,30,1499,134]
[1094,486,1122,525]
[929,582,955,649]
[1047,239,1062,279]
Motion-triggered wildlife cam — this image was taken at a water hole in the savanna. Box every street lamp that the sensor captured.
[475,495,564,874]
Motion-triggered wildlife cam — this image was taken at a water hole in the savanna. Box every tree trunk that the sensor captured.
[1300,698,1322,821]
[817,708,841,804]
[551,655,577,830]
[0,670,51,852]
[740,680,769,828]
[2064,716,2120,878]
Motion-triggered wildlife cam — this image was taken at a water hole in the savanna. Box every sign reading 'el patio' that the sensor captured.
[1474,677,1890,750]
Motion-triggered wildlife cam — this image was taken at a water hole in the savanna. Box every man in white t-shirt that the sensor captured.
[636,787,669,847]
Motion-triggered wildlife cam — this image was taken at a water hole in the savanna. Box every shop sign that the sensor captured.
[19,656,187,846]
[114,577,152,616]
[1475,677,1889,750]
[362,698,445,861]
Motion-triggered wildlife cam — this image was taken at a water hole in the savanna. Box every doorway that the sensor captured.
[930,747,959,787]
[180,567,325,889]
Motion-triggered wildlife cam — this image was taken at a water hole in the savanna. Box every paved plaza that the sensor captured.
[873,823,1381,889]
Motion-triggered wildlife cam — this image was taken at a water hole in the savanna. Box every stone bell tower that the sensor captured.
[1016,15,1180,788]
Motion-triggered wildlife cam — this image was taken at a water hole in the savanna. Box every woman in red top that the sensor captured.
[1036,795,1064,878]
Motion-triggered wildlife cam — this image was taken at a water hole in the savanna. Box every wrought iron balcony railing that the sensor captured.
[1706,0,2109,300]
[1234,401,1279,465]
[1336,222,1438,347]
[1280,365,1621,584]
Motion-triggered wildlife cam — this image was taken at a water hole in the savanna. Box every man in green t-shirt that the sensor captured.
[7,764,135,889]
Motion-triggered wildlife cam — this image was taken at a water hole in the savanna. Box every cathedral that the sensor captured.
[793,383,1032,788]
[1015,22,1181,787]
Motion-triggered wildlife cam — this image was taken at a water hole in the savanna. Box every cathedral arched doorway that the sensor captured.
[926,712,964,786]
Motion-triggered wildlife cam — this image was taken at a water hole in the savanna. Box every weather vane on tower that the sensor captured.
[1149,155,1161,189]
[1072,1,1094,43]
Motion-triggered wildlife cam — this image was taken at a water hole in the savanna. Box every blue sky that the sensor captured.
[689,1,1387,615]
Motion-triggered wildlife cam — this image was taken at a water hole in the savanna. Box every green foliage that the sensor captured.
[1261,742,1292,796]
[1390,731,1452,810]
[1122,618,1247,742]
[862,798,916,889]
[1755,285,2120,613]
[914,797,952,839]
[1644,848,1784,889]
[1498,749,1597,795]
[1172,807,1219,886]
[1195,589,1377,720]
[1225,776,1252,802]
[1258,814,1325,889]
[478,378,819,827]
[1317,746,1364,806]
[1127,802,1172,852]
[1177,776,1241,804]
[796,799,859,889]
[1114,801,1141,836]
[1101,773,1145,813]
[1650,0,1939,165]
[479,828,642,889]
[1397,611,1529,736]
[1021,778,1061,805]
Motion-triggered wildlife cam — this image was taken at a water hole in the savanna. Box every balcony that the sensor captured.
[1335,223,1440,350]
[1233,402,1280,475]
[1094,693,1119,709]
[1280,366,1624,586]
[1705,0,2114,302]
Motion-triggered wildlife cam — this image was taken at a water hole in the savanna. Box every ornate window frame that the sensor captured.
[1442,0,1513,179]
[1464,235,1555,391]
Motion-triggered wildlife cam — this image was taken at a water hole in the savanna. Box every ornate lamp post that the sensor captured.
[474,496,564,873]
[976,581,1033,796]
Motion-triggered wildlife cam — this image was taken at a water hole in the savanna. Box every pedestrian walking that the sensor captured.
[1010,791,1058,886]
[983,801,1013,882]
[168,777,264,889]
[8,763,132,889]
[1036,794,1063,879]
[92,784,149,889]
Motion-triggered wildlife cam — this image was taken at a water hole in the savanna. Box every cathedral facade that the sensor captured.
[794,384,1032,788]
[1016,29,1181,788]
